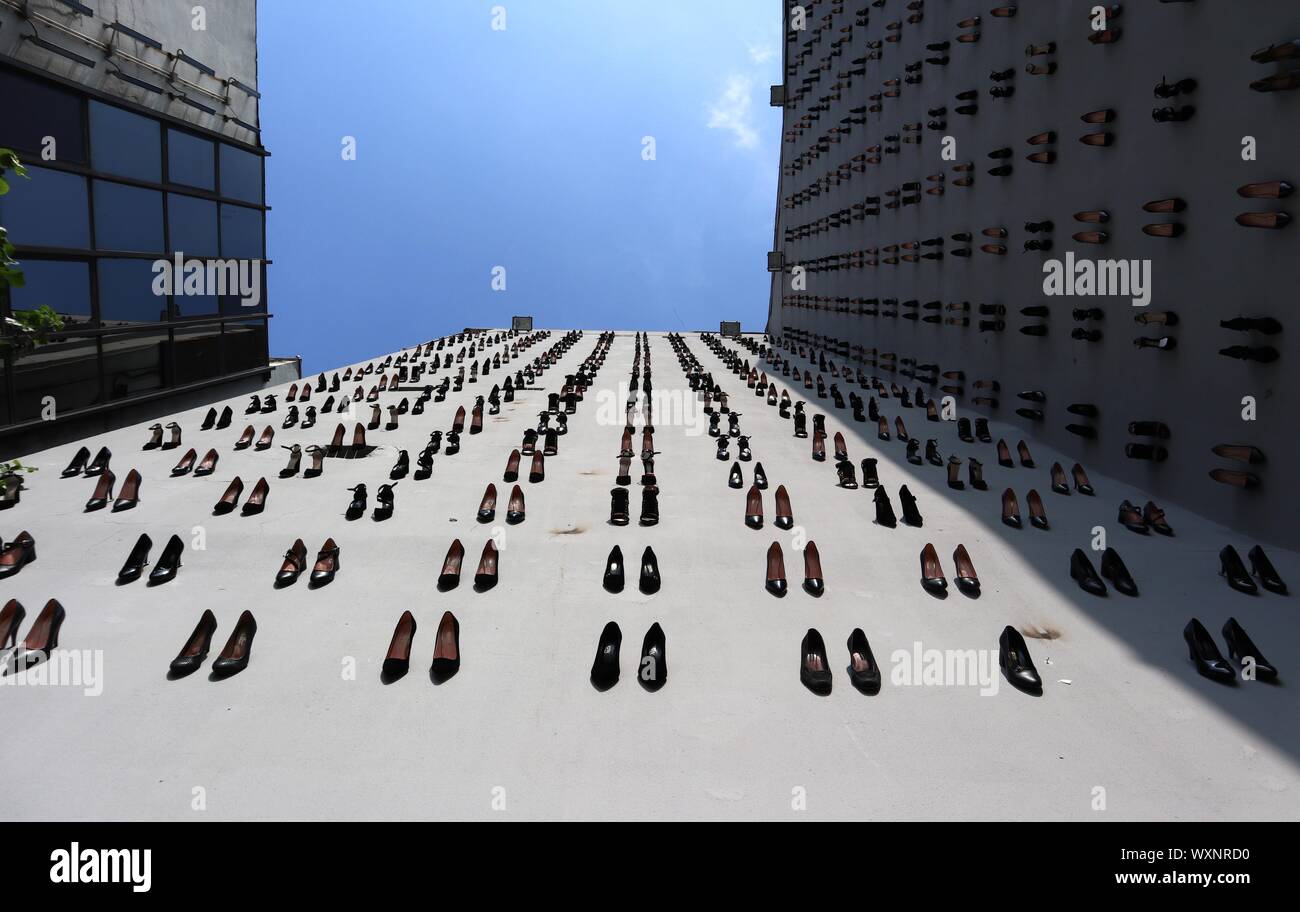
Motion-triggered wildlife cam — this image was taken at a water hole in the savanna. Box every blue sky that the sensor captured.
[259,0,781,373]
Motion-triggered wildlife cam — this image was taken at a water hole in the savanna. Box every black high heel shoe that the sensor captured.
[639,623,667,692]
[169,610,217,678]
[144,423,164,450]
[200,409,217,431]
[373,484,396,521]
[590,621,622,691]
[149,534,184,585]
[1183,618,1235,683]
[899,485,923,526]
[846,628,881,695]
[0,531,36,580]
[279,445,303,478]
[304,446,326,479]
[1219,545,1258,594]
[640,486,660,526]
[1070,548,1107,596]
[639,546,661,594]
[999,626,1042,695]
[117,533,152,584]
[430,611,461,683]
[1100,548,1137,596]
[800,628,833,695]
[6,599,65,675]
[85,446,111,476]
[1248,545,1287,594]
[382,611,416,682]
[603,545,625,593]
[390,449,409,480]
[860,458,879,488]
[874,487,897,527]
[836,460,859,489]
[1222,617,1277,681]
[211,610,257,678]
[310,539,341,587]
[346,484,368,521]
[85,469,116,512]
[0,598,23,651]
[62,446,91,477]
[610,487,630,526]
[167,424,184,449]
[753,462,769,489]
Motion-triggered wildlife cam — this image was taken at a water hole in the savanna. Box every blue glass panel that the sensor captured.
[167,129,215,189]
[0,166,90,248]
[93,181,164,252]
[167,194,219,255]
[218,144,263,203]
[219,203,264,259]
[89,101,161,182]
[97,258,169,324]
[8,259,92,324]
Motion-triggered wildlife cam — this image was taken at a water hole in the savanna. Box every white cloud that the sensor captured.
[707,74,759,149]
[748,44,777,65]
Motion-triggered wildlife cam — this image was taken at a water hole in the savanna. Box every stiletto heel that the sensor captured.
[85,446,112,476]
[477,484,498,523]
[85,470,116,512]
[6,599,65,675]
[111,468,142,511]
[430,611,461,683]
[0,599,26,651]
[148,534,184,585]
[382,611,417,682]
[474,540,499,591]
[172,448,198,476]
[214,477,244,514]
[211,610,257,678]
[241,478,270,516]
[117,533,152,584]
[438,539,465,591]
[195,449,219,477]
[62,446,91,477]
[304,446,326,479]
[279,445,303,478]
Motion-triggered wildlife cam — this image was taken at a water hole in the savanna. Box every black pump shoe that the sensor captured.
[1248,545,1287,594]
[1219,545,1258,594]
[117,533,152,584]
[590,621,622,691]
[346,485,368,521]
[211,610,257,678]
[1183,618,1235,683]
[1222,617,1278,682]
[899,485,923,527]
[62,446,91,477]
[999,626,1042,695]
[728,461,744,489]
[874,487,897,527]
[639,546,661,594]
[373,484,396,521]
[148,534,184,585]
[1100,548,1137,596]
[860,458,879,488]
[752,462,769,489]
[169,610,218,678]
[639,623,667,692]
[800,628,833,695]
[1070,548,1107,596]
[846,628,881,695]
[603,546,625,593]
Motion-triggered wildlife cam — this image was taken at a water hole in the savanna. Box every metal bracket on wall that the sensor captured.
[19,20,94,68]
[53,0,94,14]
[107,63,163,94]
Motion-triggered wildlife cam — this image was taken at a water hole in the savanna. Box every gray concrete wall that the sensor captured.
[768,0,1300,549]
[0,0,259,142]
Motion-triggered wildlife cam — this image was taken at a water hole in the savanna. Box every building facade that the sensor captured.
[0,0,269,451]
[767,0,1300,548]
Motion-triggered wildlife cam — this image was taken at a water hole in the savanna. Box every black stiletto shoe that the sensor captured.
[62,446,90,477]
[590,621,622,691]
[169,610,217,678]
[215,406,233,429]
[1183,618,1235,683]
[1070,548,1107,596]
[999,626,1042,695]
[728,461,744,489]
[860,458,879,488]
[85,469,116,512]
[346,484,368,521]
[1248,545,1287,594]
[430,611,461,683]
[639,622,667,692]
[85,446,112,477]
[1100,548,1137,596]
[603,545,625,593]
[0,531,37,580]
[846,628,881,695]
[390,450,409,480]
[200,409,217,432]
[373,484,396,521]
[639,546,661,594]
[1220,545,1258,594]
[1222,617,1277,681]
[899,485,923,527]
[382,611,416,682]
[117,533,152,584]
[211,610,257,678]
[279,445,303,478]
[800,628,833,695]
[874,487,897,527]
[753,462,769,489]
[5,599,64,674]
[146,534,184,585]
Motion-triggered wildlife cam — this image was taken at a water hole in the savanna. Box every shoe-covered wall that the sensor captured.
[767,0,1299,548]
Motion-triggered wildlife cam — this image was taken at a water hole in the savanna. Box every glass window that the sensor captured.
[89,101,161,182]
[0,68,86,163]
[102,330,166,398]
[7,259,92,325]
[13,333,101,421]
[219,204,263,259]
[171,323,223,384]
[167,194,219,255]
[221,262,266,314]
[173,280,221,319]
[223,320,268,372]
[0,166,90,249]
[218,144,263,203]
[93,181,163,252]
[167,129,215,190]
[98,258,168,325]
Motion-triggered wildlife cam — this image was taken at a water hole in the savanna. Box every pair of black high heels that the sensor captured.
[1070,548,1138,596]
[169,610,257,679]
[602,545,661,594]
[873,485,921,527]
[800,628,882,696]
[728,460,768,490]
[591,621,666,692]
[610,487,659,526]
[118,533,184,585]
[200,406,233,431]
[143,422,182,450]
[1184,618,1277,684]
[382,610,460,683]
[1219,544,1287,595]
[63,445,111,478]
[0,598,65,675]
[346,484,396,521]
